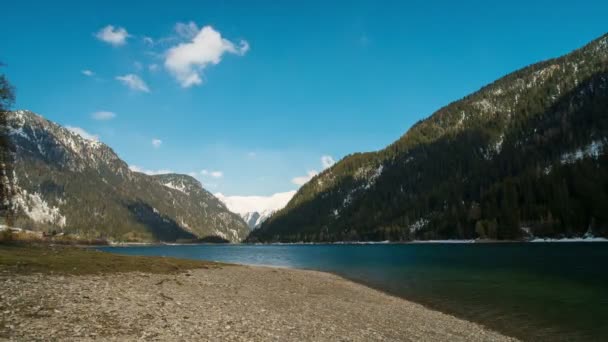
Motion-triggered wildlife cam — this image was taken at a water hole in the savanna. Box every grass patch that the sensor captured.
[0,243,226,275]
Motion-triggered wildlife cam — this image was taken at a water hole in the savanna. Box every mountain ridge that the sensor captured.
[250,33,608,242]
[5,110,249,242]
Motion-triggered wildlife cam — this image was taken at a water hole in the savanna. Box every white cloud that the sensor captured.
[129,165,172,175]
[215,191,297,216]
[95,25,130,46]
[91,111,116,121]
[321,155,336,169]
[133,61,143,71]
[116,74,150,92]
[143,36,154,45]
[151,139,162,148]
[203,182,219,189]
[291,170,318,186]
[65,126,99,141]
[174,21,199,39]
[291,155,336,186]
[200,169,223,178]
[81,69,94,77]
[148,63,159,72]
[164,24,249,87]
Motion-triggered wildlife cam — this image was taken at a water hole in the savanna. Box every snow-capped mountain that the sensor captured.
[215,191,296,229]
[240,209,277,230]
[3,110,249,242]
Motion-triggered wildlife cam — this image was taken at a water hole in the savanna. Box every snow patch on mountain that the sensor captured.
[13,190,66,228]
[494,134,504,154]
[213,227,240,241]
[241,211,261,229]
[409,218,429,234]
[163,181,188,195]
[215,191,296,229]
[240,209,276,229]
[560,139,605,164]
[365,165,383,189]
[7,110,122,172]
[335,163,385,215]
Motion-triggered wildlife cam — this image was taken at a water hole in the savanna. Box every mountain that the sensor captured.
[215,191,296,229]
[240,209,275,230]
[250,33,608,242]
[3,110,249,242]
[240,211,261,229]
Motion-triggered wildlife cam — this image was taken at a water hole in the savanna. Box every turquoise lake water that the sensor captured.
[99,243,608,341]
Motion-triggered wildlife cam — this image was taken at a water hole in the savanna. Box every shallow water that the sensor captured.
[99,242,608,341]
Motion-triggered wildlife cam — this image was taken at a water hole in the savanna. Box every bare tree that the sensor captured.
[0,63,15,226]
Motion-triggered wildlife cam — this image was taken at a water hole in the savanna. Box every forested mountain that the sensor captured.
[250,33,608,242]
[3,110,248,242]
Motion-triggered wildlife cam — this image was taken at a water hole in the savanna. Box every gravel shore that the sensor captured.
[1,265,517,341]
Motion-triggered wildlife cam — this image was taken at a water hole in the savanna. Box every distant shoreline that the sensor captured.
[103,236,608,247]
[4,225,606,246]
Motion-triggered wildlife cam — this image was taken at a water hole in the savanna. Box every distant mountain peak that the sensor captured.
[215,191,296,230]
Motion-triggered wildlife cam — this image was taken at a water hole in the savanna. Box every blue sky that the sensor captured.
[2,0,607,196]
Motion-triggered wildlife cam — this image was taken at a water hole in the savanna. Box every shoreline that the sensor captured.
[102,237,608,247]
[94,242,607,340]
[4,226,607,246]
[1,261,517,341]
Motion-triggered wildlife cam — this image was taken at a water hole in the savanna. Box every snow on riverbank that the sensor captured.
[530,236,608,242]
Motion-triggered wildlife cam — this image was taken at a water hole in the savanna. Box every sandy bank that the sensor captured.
[0,265,516,341]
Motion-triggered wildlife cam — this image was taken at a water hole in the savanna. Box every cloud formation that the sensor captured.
[291,170,318,186]
[81,70,94,77]
[66,126,99,141]
[174,22,199,39]
[95,25,130,46]
[321,155,336,169]
[143,36,154,45]
[291,155,336,186]
[151,139,162,148]
[91,111,116,121]
[116,74,150,92]
[201,169,223,178]
[164,24,249,87]
[215,191,297,215]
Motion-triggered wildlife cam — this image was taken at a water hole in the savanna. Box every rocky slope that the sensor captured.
[251,33,608,242]
[3,110,248,242]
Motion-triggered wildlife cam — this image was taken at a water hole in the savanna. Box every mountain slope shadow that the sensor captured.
[125,200,196,242]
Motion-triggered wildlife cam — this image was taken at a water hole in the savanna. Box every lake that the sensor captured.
[99,242,608,341]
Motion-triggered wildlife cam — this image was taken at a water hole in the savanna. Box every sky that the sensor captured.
[1,0,608,197]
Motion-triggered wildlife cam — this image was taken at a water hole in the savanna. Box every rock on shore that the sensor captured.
[0,265,516,341]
